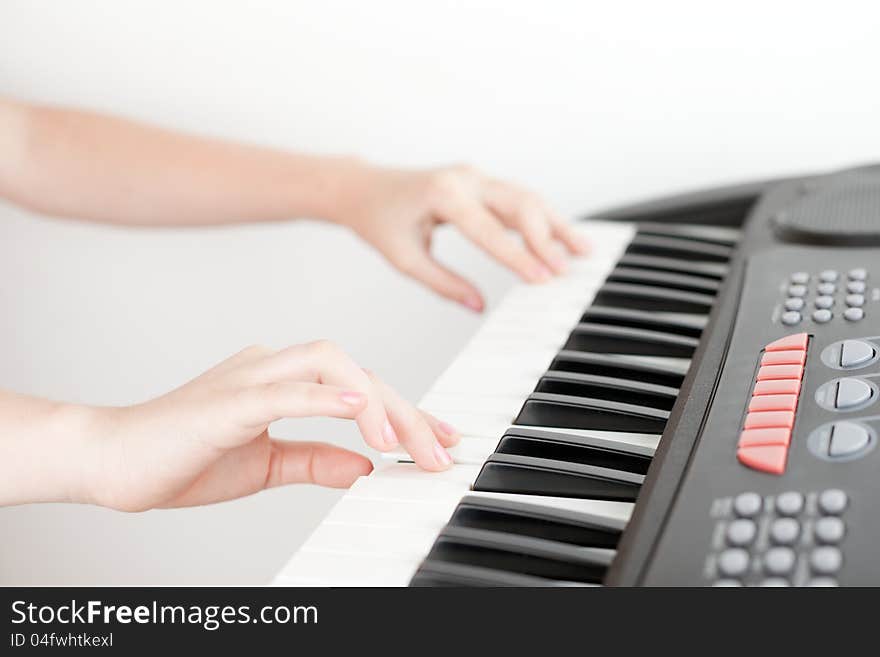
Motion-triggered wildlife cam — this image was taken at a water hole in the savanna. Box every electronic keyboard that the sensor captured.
[275,163,880,587]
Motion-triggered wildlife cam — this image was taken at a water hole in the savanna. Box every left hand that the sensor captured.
[336,163,590,312]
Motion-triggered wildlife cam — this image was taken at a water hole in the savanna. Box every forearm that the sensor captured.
[0,390,95,506]
[0,98,364,227]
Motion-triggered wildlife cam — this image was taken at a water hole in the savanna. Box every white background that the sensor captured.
[1,0,878,584]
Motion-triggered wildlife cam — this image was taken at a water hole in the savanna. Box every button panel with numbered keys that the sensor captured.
[708,489,849,586]
[779,269,872,326]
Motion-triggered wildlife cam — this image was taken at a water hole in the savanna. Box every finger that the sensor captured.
[548,212,591,255]
[237,382,367,427]
[480,182,569,274]
[397,250,484,312]
[365,371,453,471]
[265,440,374,489]
[440,196,552,284]
[516,209,569,275]
[245,341,397,453]
[420,410,461,448]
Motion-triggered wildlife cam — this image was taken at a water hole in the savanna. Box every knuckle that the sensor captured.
[238,343,271,359]
[307,338,340,359]
[390,249,420,276]
[426,169,465,201]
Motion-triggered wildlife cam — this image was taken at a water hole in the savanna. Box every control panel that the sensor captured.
[643,246,880,587]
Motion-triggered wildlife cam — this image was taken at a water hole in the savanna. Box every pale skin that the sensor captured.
[0,97,589,511]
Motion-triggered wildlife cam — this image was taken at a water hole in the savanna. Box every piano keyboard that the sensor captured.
[274,217,740,586]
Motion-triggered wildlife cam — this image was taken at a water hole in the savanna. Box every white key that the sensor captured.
[387,436,500,465]
[275,551,420,587]
[466,490,635,523]
[303,522,440,559]
[420,391,525,415]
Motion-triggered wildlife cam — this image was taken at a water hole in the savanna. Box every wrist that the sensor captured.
[0,396,102,506]
[304,155,376,228]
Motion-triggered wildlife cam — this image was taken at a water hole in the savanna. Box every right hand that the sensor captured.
[77,341,459,512]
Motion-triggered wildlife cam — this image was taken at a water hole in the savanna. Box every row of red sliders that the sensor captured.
[737,332,810,475]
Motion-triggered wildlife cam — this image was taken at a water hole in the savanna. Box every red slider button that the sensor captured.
[737,444,787,475]
[748,394,798,412]
[761,350,807,366]
[753,379,802,396]
[757,364,804,381]
[765,333,809,352]
[743,410,795,429]
[739,427,792,448]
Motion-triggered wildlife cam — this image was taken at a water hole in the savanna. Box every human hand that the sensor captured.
[335,163,590,312]
[74,341,459,512]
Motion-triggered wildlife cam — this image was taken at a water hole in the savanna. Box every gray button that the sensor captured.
[763,547,796,575]
[835,379,873,409]
[814,516,845,544]
[713,579,743,587]
[812,309,833,323]
[844,307,865,322]
[788,284,808,298]
[810,546,843,574]
[820,270,839,283]
[818,489,848,515]
[781,311,802,325]
[759,578,790,587]
[848,268,868,281]
[817,282,837,296]
[775,491,804,516]
[770,517,800,545]
[846,294,865,307]
[807,577,839,587]
[840,340,875,367]
[784,297,805,311]
[733,492,763,517]
[814,296,835,309]
[790,272,810,285]
[847,281,866,294]
[829,422,871,457]
[717,548,750,577]
[726,519,757,546]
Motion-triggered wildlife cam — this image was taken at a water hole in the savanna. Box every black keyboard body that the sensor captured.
[605,163,880,586]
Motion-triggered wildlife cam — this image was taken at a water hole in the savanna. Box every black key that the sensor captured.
[617,253,728,280]
[535,370,679,410]
[606,266,721,295]
[449,495,625,549]
[551,350,687,388]
[626,233,734,262]
[583,305,706,338]
[410,560,585,587]
[565,323,699,358]
[496,429,653,474]
[473,452,643,501]
[593,282,715,314]
[636,222,742,247]
[425,525,616,583]
[514,392,669,433]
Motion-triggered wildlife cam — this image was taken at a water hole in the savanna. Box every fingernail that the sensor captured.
[433,441,453,467]
[551,256,569,274]
[383,419,399,446]
[463,294,484,312]
[340,391,365,405]
[438,421,458,437]
[534,265,553,282]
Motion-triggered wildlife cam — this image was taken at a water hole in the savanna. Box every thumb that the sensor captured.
[265,440,374,489]
[398,252,485,312]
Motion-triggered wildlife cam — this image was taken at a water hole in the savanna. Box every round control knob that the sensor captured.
[821,340,878,370]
